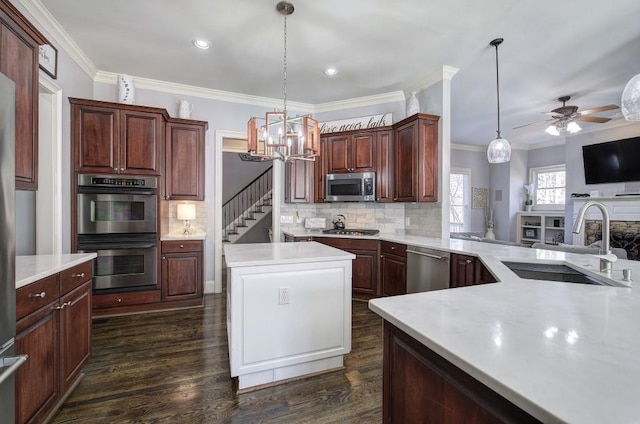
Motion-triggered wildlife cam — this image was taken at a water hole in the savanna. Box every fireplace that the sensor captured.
[572,196,640,261]
[584,220,640,261]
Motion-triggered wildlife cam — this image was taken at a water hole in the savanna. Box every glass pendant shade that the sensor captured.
[487,136,511,163]
[566,121,581,134]
[545,125,560,136]
[621,73,640,121]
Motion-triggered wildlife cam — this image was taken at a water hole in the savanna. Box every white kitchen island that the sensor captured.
[224,242,355,391]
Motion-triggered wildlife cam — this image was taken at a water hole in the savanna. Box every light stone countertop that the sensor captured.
[160,230,207,241]
[224,242,355,268]
[16,253,97,289]
[285,229,640,422]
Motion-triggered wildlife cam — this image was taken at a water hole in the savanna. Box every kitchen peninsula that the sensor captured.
[224,242,355,391]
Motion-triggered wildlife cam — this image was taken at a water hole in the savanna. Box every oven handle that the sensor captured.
[78,241,157,251]
[77,186,157,196]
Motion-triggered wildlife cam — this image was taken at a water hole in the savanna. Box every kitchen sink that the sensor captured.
[501,261,613,286]
[322,228,380,236]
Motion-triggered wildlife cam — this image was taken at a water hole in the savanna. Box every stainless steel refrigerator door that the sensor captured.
[0,343,28,421]
[0,70,17,423]
[0,73,16,346]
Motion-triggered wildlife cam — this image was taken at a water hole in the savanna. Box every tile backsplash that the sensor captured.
[167,201,208,234]
[280,203,405,233]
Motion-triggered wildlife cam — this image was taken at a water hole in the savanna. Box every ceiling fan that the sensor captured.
[513,96,620,135]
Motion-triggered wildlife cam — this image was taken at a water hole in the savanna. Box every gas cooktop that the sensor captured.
[322,228,380,236]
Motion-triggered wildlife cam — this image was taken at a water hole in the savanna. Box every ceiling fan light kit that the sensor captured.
[621,73,640,121]
[487,38,512,164]
[246,1,320,162]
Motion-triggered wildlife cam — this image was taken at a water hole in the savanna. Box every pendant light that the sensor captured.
[487,38,511,164]
[621,73,640,120]
[246,1,320,162]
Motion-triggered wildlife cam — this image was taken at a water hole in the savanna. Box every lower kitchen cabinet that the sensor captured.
[161,240,203,301]
[15,261,93,424]
[450,253,497,288]
[383,322,541,423]
[380,241,407,296]
[315,238,379,299]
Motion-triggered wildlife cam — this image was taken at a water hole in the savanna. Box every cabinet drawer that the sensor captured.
[294,236,315,242]
[380,241,406,257]
[92,290,161,309]
[317,237,378,251]
[16,275,60,321]
[60,261,93,295]
[161,240,202,253]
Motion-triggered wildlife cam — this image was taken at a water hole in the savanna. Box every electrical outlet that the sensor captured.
[280,215,294,224]
[279,287,290,305]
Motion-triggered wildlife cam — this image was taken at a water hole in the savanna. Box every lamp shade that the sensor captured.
[487,137,511,163]
[177,203,196,221]
[621,73,640,121]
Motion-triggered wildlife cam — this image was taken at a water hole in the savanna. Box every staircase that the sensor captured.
[223,167,273,244]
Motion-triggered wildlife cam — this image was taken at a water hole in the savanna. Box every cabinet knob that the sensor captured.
[72,272,85,278]
[466,259,473,264]
[29,291,46,299]
[180,244,184,248]
[391,246,396,250]
[117,298,122,303]
[162,256,166,260]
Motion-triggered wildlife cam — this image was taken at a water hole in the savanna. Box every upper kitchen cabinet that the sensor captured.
[393,113,439,202]
[0,0,49,190]
[285,159,313,203]
[164,118,207,201]
[375,130,393,202]
[325,131,375,174]
[70,98,166,176]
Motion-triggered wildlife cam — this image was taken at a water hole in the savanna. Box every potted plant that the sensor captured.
[524,184,534,211]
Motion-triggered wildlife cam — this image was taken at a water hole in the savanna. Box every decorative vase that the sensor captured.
[485,227,495,240]
[525,205,533,212]
[117,74,135,104]
[407,91,420,116]
[178,100,193,119]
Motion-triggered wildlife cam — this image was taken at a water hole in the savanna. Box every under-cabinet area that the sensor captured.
[284,233,495,299]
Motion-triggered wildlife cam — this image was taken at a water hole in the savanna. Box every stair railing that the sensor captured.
[222,167,272,239]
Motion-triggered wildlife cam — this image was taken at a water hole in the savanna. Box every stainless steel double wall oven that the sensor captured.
[77,174,158,292]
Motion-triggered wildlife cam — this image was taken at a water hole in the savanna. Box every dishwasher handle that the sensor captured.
[406,249,449,261]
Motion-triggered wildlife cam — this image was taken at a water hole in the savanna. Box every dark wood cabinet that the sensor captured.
[285,159,313,203]
[383,322,541,424]
[326,132,375,174]
[314,138,328,203]
[15,260,93,424]
[0,0,48,190]
[393,113,439,202]
[59,281,92,392]
[161,240,203,301]
[375,130,394,202]
[70,98,165,176]
[315,237,379,299]
[380,241,407,296]
[451,253,498,288]
[165,119,207,200]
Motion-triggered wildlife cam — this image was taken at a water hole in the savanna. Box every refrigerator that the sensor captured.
[0,71,28,422]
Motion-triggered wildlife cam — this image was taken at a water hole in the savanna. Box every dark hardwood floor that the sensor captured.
[51,291,383,423]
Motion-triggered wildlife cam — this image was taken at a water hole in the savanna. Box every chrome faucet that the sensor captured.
[572,200,613,273]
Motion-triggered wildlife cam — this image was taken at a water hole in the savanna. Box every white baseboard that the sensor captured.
[205,279,220,294]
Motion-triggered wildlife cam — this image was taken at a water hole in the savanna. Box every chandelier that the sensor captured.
[486,38,511,164]
[247,1,320,162]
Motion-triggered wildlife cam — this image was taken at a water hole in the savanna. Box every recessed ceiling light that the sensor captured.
[193,39,210,50]
[324,67,338,76]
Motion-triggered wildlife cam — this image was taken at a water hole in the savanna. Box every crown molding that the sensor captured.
[95,71,316,113]
[451,143,486,152]
[313,91,405,114]
[17,0,97,80]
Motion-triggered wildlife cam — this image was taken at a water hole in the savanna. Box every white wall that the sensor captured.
[451,148,490,233]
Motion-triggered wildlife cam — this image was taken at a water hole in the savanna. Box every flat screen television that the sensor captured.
[582,136,640,184]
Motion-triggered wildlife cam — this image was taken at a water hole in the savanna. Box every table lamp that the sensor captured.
[177,203,196,235]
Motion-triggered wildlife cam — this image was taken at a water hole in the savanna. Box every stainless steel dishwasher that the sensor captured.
[406,246,450,293]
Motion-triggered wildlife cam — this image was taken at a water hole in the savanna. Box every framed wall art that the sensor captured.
[39,44,58,79]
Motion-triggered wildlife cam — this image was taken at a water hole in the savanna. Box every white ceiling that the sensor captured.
[40,0,640,147]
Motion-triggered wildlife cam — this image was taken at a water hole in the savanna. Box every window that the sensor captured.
[450,169,470,232]
[530,165,566,210]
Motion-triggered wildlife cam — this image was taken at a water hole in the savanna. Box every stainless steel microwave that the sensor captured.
[325,172,376,202]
